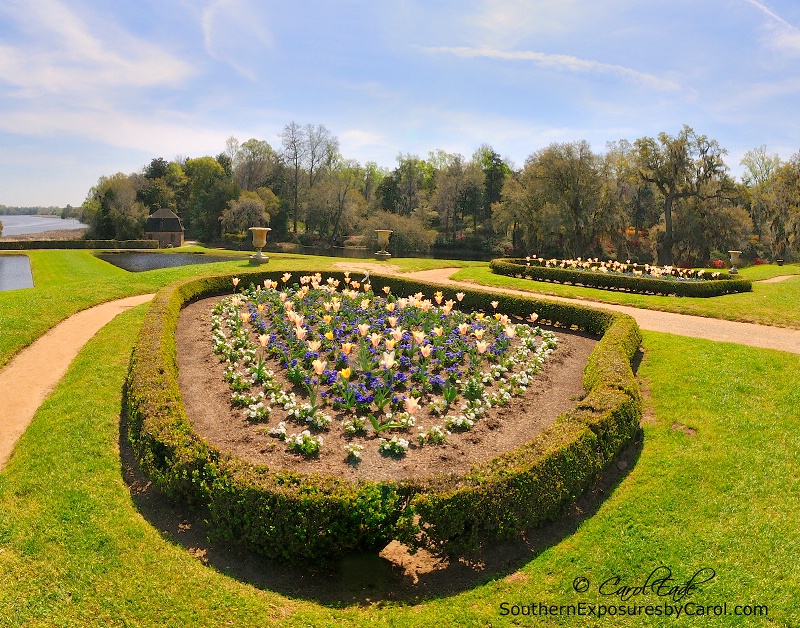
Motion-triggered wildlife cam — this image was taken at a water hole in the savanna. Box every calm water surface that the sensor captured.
[95,252,237,272]
[1,215,88,236]
[0,255,34,291]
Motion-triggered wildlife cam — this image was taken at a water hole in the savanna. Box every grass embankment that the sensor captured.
[0,309,797,625]
[0,250,475,369]
[453,263,800,329]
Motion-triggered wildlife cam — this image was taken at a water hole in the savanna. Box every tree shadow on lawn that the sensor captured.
[119,422,643,608]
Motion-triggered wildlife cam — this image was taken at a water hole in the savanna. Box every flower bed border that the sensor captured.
[124,270,642,564]
[491,258,752,297]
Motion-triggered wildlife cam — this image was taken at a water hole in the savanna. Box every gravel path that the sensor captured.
[2,266,798,472]
[338,265,800,355]
[0,294,154,470]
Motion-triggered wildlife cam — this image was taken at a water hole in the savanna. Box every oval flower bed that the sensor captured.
[491,257,752,297]
[212,272,557,461]
[125,270,643,565]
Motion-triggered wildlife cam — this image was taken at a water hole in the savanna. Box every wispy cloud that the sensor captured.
[0,0,193,100]
[0,106,231,159]
[201,0,274,81]
[423,45,680,91]
[465,0,581,47]
[742,0,800,55]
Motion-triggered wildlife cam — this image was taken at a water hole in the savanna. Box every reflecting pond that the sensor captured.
[95,251,238,272]
[0,255,34,291]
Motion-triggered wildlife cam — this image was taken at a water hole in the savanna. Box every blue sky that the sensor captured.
[2,0,800,207]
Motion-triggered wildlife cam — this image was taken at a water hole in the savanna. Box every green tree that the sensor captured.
[671,179,752,265]
[533,141,609,258]
[81,173,148,239]
[233,138,278,191]
[634,125,729,265]
[220,192,270,235]
[279,121,306,234]
[184,157,238,242]
[764,154,800,260]
[740,145,782,238]
[430,154,483,245]
[473,144,511,229]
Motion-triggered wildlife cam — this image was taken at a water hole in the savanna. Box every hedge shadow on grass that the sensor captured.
[120,379,644,606]
[123,269,643,575]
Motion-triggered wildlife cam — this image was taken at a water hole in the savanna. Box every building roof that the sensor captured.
[145,208,184,233]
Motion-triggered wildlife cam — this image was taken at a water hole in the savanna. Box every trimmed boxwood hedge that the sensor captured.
[491,258,752,297]
[124,269,643,564]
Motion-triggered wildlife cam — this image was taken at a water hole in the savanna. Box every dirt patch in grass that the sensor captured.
[176,296,598,482]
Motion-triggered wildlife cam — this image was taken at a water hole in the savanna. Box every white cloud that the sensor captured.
[465,0,582,47]
[0,107,229,158]
[742,0,800,56]
[201,0,274,81]
[423,45,681,91]
[0,0,193,99]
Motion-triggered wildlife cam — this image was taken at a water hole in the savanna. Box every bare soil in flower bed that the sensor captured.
[177,296,598,482]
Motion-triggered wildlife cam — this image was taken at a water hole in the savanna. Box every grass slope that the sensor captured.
[0,304,798,624]
[0,250,473,369]
[454,264,800,329]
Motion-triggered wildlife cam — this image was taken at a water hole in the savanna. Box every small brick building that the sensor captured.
[144,208,184,248]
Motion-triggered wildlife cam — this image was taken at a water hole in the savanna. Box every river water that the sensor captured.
[0,255,34,291]
[0,215,88,236]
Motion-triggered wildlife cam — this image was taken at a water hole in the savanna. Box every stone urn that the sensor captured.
[728,250,741,274]
[249,227,271,265]
[374,229,393,260]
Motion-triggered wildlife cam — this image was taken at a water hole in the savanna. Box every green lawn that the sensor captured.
[0,250,798,626]
[0,250,474,368]
[453,263,800,329]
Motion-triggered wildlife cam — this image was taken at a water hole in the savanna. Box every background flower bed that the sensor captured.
[492,257,752,297]
[125,270,642,565]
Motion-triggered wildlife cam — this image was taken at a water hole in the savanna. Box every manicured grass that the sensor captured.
[454,263,800,329]
[0,249,469,368]
[1,271,798,625]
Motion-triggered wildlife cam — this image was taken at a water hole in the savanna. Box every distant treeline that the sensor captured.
[0,205,77,216]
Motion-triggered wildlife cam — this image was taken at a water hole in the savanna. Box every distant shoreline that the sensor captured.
[0,228,88,242]
[0,215,88,238]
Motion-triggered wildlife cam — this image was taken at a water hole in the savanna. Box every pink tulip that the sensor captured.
[404,396,420,415]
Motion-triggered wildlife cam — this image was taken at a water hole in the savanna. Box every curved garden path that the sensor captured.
[0,294,154,470]
[2,266,799,471]
[338,264,800,355]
